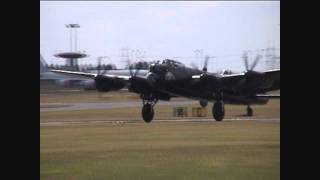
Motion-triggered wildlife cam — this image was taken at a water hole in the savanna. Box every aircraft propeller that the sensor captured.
[243,52,262,72]
[127,60,140,78]
[241,52,265,92]
[96,59,107,98]
[97,58,108,76]
[190,55,210,73]
[202,56,209,72]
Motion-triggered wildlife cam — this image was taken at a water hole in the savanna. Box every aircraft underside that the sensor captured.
[131,84,269,123]
[160,84,269,105]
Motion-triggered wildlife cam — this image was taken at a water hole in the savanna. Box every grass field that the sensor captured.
[41,121,279,180]
[40,91,280,180]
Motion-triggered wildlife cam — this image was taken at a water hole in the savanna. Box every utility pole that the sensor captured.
[194,49,204,68]
[204,55,215,72]
[120,48,130,69]
[265,41,277,70]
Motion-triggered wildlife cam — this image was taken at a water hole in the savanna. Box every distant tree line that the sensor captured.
[45,64,117,72]
[46,60,159,72]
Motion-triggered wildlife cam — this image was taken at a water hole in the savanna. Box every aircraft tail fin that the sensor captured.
[40,54,48,72]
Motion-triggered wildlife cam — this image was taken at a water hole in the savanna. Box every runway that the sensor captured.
[40,100,198,112]
[41,99,280,126]
[40,117,279,126]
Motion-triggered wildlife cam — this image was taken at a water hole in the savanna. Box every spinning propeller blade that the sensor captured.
[203,56,209,72]
[97,59,101,75]
[243,52,262,71]
[243,52,249,71]
[191,56,210,72]
[127,60,140,77]
[97,59,108,75]
[250,55,262,71]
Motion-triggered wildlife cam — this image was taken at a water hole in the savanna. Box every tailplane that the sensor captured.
[40,54,48,72]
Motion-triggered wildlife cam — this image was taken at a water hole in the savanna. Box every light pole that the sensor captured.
[66,24,80,52]
[65,24,80,70]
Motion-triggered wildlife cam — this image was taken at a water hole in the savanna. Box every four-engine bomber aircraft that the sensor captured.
[52,55,280,122]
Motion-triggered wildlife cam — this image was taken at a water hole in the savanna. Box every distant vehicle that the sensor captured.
[52,54,280,122]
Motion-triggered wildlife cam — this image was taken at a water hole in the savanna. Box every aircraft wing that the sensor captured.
[51,69,152,89]
[192,69,280,93]
[254,94,280,99]
[51,69,173,99]
[219,69,280,93]
[220,69,280,80]
[50,70,97,78]
[50,69,132,80]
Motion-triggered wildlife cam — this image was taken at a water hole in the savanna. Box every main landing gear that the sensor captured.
[212,91,225,121]
[247,105,253,116]
[141,95,158,123]
[213,101,225,121]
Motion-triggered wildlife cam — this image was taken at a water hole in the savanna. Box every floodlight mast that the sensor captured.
[66,24,80,52]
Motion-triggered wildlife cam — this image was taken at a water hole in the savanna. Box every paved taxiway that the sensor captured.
[41,98,280,126]
[40,118,280,126]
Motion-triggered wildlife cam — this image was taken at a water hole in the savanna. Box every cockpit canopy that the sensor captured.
[221,69,233,75]
[161,59,185,68]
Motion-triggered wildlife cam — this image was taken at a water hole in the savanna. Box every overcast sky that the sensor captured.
[40,1,280,72]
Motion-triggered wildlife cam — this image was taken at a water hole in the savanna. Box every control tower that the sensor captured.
[54,24,88,71]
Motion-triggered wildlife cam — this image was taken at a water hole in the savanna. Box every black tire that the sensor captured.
[142,104,154,123]
[247,106,253,116]
[213,101,225,121]
[199,100,208,108]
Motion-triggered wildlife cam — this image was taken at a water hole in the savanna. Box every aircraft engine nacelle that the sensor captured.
[237,71,266,92]
[55,79,71,87]
[94,76,126,92]
[55,79,82,87]
[81,80,96,90]
[146,72,159,86]
[245,71,265,81]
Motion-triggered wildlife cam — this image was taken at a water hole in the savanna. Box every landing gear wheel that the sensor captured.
[213,101,225,121]
[142,104,154,123]
[247,106,253,116]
